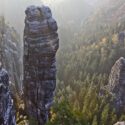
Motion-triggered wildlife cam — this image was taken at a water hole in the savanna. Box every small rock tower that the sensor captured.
[0,64,16,125]
[23,5,59,124]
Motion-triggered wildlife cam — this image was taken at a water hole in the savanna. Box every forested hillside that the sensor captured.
[46,0,125,125]
[80,0,125,44]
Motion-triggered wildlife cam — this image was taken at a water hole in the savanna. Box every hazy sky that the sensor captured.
[42,0,63,4]
[0,0,100,35]
[42,0,99,6]
[0,0,99,17]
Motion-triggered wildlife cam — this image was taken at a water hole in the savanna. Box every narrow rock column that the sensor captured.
[0,63,16,125]
[108,57,125,114]
[23,5,59,124]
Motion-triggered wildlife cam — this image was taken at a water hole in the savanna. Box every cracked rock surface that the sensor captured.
[23,5,59,125]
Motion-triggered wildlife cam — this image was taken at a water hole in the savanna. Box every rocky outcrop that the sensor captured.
[0,66,16,125]
[23,5,59,125]
[0,17,22,91]
[108,57,125,114]
[118,31,125,45]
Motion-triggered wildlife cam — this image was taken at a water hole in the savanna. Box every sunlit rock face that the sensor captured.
[0,67,16,125]
[109,57,125,114]
[23,5,59,125]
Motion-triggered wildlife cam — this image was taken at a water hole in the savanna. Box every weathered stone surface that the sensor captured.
[108,57,125,113]
[0,17,22,91]
[23,5,59,125]
[114,121,125,125]
[118,31,125,45]
[0,66,16,125]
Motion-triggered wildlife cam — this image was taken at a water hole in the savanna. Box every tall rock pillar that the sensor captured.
[23,5,59,124]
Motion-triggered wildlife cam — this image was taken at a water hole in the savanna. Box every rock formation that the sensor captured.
[118,31,125,45]
[0,17,22,91]
[23,5,59,124]
[0,64,16,125]
[108,57,125,114]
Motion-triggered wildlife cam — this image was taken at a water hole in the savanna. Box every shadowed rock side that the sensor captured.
[0,17,22,91]
[108,57,125,114]
[23,5,59,125]
[0,66,16,125]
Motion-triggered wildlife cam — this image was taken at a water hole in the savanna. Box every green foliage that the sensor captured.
[101,104,109,125]
[92,116,98,125]
[28,117,38,125]
[47,100,82,125]
[47,24,125,125]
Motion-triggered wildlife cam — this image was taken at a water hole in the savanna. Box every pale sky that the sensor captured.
[42,0,63,3]
[42,0,98,4]
[0,0,100,35]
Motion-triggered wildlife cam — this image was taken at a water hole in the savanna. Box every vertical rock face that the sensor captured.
[108,57,125,114]
[23,5,59,124]
[118,31,125,45]
[0,17,22,90]
[0,67,16,125]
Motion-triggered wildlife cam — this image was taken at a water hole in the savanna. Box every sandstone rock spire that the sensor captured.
[23,5,59,125]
